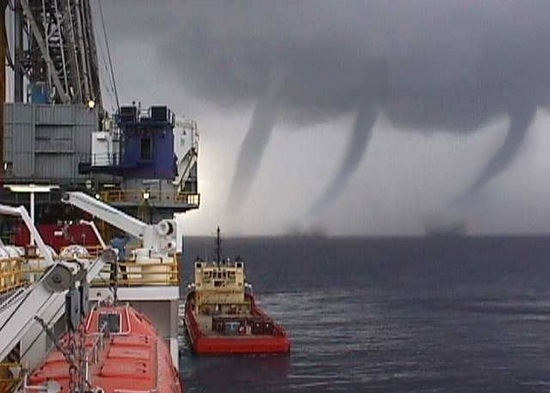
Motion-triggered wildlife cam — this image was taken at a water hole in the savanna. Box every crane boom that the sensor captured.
[61,192,177,255]
[0,204,53,265]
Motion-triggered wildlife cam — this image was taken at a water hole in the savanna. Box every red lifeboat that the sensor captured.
[27,305,183,393]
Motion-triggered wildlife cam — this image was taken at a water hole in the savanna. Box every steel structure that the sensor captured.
[1,1,199,246]
[61,191,178,256]
[2,0,103,188]
[12,0,102,107]
[0,201,108,366]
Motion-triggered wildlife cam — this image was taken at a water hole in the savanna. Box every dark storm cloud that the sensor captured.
[104,1,550,210]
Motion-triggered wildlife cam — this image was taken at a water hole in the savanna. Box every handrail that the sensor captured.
[91,259,179,287]
[0,259,25,295]
[99,189,200,206]
[0,254,180,294]
[0,257,58,295]
[0,362,22,393]
[85,321,109,375]
[22,321,111,393]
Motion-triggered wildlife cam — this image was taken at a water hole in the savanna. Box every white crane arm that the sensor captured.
[0,204,53,265]
[79,219,107,249]
[62,192,177,255]
[62,192,147,240]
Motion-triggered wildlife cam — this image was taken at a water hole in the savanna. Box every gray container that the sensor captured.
[4,103,98,184]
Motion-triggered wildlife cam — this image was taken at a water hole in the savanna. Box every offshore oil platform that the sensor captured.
[0,1,200,392]
[0,0,199,249]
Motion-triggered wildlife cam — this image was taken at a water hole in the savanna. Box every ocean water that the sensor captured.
[179,236,550,392]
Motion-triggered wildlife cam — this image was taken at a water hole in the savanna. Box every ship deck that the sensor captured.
[195,313,277,338]
[184,290,290,355]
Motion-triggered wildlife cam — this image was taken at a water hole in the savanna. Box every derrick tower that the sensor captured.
[9,0,102,107]
[1,0,107,227]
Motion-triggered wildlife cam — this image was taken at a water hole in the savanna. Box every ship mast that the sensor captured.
[1,0,6,184]
[216,226,221,264]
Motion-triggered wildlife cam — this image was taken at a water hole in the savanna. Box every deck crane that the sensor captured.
[61,192,178,258]
[60,191,182,370]
[0,202,111,365]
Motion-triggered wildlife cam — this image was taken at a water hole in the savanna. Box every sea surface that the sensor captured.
[178,236,550,392]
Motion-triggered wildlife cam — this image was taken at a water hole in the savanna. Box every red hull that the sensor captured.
[14,222,101,252]
[184,291,290,355]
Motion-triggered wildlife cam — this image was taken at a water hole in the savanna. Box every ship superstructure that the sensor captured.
[1,0,200,247]
[79,103,199,221]
[1,3,198,390]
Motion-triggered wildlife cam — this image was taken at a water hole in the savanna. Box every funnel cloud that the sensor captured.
[227,68,285,211]
[102,1,550,215]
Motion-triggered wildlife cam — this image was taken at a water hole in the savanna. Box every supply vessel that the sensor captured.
[184,229,290,355]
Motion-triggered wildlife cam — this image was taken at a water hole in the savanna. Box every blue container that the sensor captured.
[27,83,49,104]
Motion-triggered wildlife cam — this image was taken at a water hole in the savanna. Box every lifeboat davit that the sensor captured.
[27,305,183,393]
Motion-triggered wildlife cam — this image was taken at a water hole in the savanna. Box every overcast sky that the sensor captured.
[94,1,550,236]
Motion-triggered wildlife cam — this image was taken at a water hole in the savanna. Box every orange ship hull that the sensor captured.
[28,305,183,393]
[184,291,290,355]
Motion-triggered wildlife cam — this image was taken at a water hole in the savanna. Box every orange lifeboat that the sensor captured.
[27,305,183,393]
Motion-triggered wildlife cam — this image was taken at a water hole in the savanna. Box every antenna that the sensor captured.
[216,226,221,265]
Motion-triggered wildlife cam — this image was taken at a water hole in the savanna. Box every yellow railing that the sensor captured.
[174,192,200,206]
[0,257,58,295]
[91,257,180,287]
[0,254,180,295]
[99,189,200,206]
[0,260,24,295]
[83,245,103,258]
[0,363,21,393]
